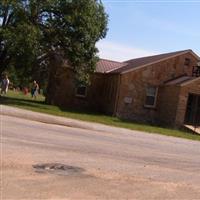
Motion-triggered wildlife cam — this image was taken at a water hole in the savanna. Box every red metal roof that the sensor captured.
[96,59,127,73]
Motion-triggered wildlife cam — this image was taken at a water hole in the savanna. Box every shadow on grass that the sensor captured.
[1,94,45,102]
[1,95,199,138]
[1,95,45,105]
[59,105,108,116]
[0,95,106,116]
[1,95,144,124]
[0,96,180,126]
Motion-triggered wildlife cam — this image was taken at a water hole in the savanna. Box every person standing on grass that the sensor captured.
[31,80,39,99]
[1,75,10,95]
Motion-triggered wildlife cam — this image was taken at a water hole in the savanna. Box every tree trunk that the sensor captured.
[45,52,65,105]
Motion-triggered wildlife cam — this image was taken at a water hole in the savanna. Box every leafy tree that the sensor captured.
[0,0,42,86]
[0,0,108,88]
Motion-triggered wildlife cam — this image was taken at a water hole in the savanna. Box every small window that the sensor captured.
[76,85,87,97]
[144,86,158,108]
[184,58,191,66]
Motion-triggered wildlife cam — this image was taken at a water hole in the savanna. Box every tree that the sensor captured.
[0,0,108,88]
[0,0,43,86]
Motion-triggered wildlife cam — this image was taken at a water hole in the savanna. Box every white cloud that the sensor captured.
[96,40,157,62]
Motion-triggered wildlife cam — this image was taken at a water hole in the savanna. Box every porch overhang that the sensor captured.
[180,77,200,87]
[163,76,200,128]
[164,76,200,87]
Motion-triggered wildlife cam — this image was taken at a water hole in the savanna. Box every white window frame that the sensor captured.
[144,86,158,108]
[75,85,87,98]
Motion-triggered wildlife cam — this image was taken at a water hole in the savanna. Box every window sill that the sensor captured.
[75,94,87,98]
[144,105,157,109]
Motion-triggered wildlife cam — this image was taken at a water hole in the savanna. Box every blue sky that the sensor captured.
[97,0,200,61]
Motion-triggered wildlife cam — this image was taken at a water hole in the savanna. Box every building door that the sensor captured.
[185,94,200,126]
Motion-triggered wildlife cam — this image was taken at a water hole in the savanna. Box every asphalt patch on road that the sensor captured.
[33,163,85,176]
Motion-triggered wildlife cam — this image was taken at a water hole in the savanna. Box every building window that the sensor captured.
[76,85,87,97]
[144,86,158,108]
[184,58,191,66]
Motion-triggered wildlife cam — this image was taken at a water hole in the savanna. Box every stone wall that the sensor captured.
[115,52,199,125]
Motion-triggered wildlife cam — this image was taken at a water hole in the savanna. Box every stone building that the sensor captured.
[47,49,200,127]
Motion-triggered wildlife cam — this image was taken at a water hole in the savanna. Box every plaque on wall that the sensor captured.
[124,97,133,104]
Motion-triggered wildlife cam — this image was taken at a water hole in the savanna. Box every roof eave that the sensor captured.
[111,50,198,75]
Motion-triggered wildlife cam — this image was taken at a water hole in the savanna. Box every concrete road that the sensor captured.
[1,115,200,199]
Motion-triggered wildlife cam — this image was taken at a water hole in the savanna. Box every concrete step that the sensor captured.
[184,124,200,135]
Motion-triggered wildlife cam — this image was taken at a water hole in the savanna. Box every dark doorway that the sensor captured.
[185,94,200,126]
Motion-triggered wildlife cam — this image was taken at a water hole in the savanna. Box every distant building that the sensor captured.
[47,49,200,127]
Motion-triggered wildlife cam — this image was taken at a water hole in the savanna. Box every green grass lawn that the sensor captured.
[1,90,200,141]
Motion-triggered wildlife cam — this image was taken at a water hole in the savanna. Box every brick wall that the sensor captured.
[156,85,180,126]
[46,55,118,113]
[47,52,199,127]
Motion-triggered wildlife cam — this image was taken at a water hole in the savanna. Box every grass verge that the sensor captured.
[1,90,200,141]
